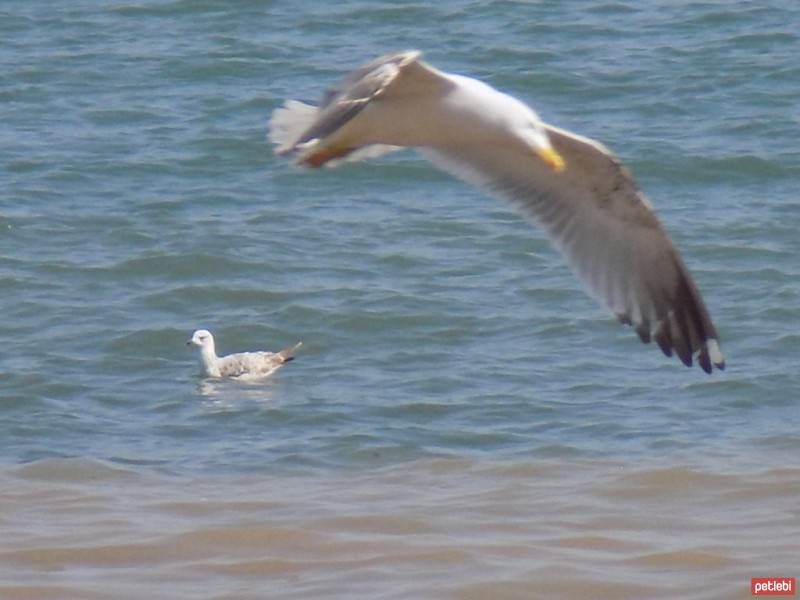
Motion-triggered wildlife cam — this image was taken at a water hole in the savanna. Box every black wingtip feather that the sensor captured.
[654,323,673,358]
[635,322,651,344]
[698,347,712,374]
[670,312,693,367]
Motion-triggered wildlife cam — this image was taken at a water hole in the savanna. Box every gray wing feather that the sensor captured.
[289,51,421,150]
[216,353,257,378]
[216,352,281,379]
[216,343,301,379]
[269,100,400,164]
[421,125,724,372]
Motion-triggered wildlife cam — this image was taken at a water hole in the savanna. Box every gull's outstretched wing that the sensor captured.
[422,125,724,373]
[269,50,451,166]
[293,51,419,147]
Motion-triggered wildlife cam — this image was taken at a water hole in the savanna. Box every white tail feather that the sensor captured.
[268,100,318,153]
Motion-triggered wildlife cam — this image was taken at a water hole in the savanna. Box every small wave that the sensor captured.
[13,457,137,483]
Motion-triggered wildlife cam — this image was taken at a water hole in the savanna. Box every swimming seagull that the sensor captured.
[268,50,725,373]
[187,329,302,380]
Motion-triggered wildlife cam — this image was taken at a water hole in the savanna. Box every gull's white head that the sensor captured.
[188,329,214,350]
[450,74,566,172]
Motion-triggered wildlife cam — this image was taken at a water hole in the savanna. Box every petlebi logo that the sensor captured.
[751,578,795,596]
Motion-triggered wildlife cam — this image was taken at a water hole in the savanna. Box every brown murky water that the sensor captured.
[1,458,796,599]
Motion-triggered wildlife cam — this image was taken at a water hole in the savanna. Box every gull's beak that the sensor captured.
[536,145,566,172]
[186,340,193,346]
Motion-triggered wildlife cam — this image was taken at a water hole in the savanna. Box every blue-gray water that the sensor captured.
[1,2,798,598]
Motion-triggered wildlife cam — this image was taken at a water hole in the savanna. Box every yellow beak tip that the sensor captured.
[539,147,566,172]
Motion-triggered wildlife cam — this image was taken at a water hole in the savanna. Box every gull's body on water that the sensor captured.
[188,329,301,380]
[269,50,725,373]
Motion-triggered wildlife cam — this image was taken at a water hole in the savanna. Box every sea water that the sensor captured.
[1,2,798,598]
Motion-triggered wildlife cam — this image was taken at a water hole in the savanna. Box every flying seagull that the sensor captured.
[268,50,724,373]
[188,329,302,380]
